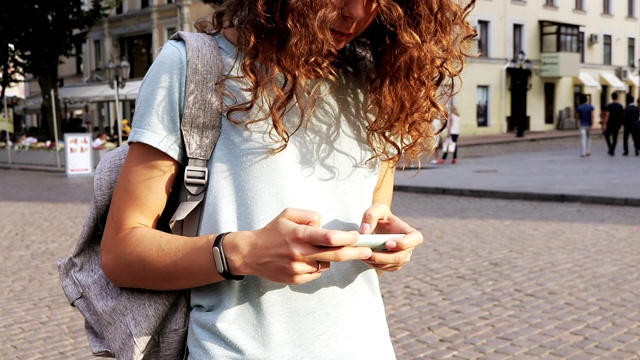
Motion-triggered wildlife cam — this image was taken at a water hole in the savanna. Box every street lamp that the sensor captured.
[507,50,532,137]
[105,57,131,146]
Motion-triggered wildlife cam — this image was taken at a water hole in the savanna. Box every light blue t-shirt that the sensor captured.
[128,34,395,359]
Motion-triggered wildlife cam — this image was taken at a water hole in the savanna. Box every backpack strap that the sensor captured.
[168,31,223,236]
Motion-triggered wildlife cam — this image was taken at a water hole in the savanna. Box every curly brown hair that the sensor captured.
[195,0,476,166]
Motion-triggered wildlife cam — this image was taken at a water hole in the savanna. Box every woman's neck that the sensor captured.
[222,28,239,46]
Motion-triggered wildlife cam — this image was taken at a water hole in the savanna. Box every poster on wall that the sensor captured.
[64,133,94,177]
[0,108,13,133]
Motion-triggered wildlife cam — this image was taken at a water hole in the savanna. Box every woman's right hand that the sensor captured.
[224,208,373,284]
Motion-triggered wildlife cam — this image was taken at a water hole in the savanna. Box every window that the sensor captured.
[477,20,489,57]
[93,39,102,70]
[575,0,585,10]
[544,83,555,124]
[116,0,123,14]
[75,42,83,75]
[513,24,523,61]
[629,0,636,17]
[141,0,149,8]
[603,0,612,14]
[541,21,581,53]
[545,0,557,6]
[120,34,153,79]
[579,31,585,63]
[559,26,580,53]
[166,26,177,42]
[600,85,609,111]
[167,0,174,3]
[603,34,612,65]
[573,85,584,109]
[629,38,636,67]
[476,86,489,127]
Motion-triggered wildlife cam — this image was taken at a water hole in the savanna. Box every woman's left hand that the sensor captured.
[358,203,423,272]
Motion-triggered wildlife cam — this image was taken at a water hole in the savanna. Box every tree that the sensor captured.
[0,7,27,102]
[0,43,25,102]
[0,0,108,139]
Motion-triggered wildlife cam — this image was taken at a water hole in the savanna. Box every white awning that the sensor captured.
[626,73,640,88]
[600,72,627,91]
[24,80,143,111]
[575,72,601,90]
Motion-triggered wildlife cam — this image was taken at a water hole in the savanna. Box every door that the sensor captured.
[544,83,555,124]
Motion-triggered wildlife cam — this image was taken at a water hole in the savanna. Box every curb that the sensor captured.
[394,185,640,208]
[0,164,65,173]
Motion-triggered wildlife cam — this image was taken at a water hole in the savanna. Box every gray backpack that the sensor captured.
[57,31,223,359]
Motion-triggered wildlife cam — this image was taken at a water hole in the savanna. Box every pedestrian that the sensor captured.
[91,132,108,149]
[622,95,640,156]
[100,0,476,358]
[121,119,131,140]
[91,132,116,150]
[575,94,594,157]
[82,105,92,132]
[103,126,114,141]
[437,105,461,164]
[430,117,446,164]
[603,92,624,156]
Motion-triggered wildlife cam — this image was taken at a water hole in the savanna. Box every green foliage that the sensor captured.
[1,0,109,81]
[0,0,109,137]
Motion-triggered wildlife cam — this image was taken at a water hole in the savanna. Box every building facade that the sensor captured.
[459,0,640,136]
[25,0,640,138]
[24,0,215,134]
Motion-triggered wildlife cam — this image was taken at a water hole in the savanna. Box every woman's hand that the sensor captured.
[358,203,423,272]
[225,208,373,285]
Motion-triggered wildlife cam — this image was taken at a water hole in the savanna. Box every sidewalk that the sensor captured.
[4,129,639,207]
[395,130,640,207]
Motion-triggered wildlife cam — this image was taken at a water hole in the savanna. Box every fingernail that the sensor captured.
[363,248,373,259]
[359,222,371,234]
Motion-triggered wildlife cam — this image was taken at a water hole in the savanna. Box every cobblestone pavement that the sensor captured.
[1,169,639,359]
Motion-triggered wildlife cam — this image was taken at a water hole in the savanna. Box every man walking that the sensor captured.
[575,94,594,158]
[622,96,640,156]
[603,92,624,156]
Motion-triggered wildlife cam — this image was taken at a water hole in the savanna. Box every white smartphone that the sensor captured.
[353,234,404,251]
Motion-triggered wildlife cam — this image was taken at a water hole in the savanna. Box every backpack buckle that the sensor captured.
[184,165,208,187]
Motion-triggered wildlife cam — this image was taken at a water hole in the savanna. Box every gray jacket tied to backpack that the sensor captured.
[57,31,223,359]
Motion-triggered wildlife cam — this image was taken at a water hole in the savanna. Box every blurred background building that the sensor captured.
[15,0,640,139]
[20,0,216,137]
[459,0,640,137]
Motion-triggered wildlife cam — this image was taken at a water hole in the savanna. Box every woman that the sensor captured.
[437,105,461,164]
[101,0,475,358]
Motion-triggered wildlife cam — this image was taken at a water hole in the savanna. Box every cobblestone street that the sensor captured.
[1,169,639,359]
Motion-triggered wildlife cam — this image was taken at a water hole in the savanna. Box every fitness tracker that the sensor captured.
[212,232,244,281]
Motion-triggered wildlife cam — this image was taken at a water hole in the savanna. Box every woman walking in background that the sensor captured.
[437,105,461,164]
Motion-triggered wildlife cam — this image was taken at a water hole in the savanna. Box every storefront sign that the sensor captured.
[541,52,580,78]
[64,133,93,177]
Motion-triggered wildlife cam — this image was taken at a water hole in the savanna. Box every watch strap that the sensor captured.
[212,232,244,281]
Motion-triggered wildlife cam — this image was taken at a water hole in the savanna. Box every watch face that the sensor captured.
[212,246,225,274]
[213,232,244,280]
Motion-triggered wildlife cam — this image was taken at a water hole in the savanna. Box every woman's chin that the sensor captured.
[333,41,347,50]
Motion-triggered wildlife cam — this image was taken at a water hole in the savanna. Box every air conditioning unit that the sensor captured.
[588,34,599,44]
[616,67,630,81]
